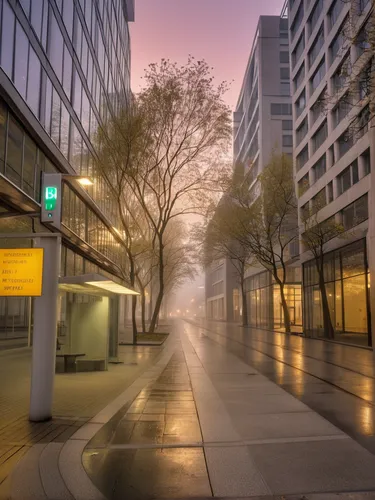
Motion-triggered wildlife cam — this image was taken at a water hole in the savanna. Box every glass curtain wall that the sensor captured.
[303,239,370,346]
[245,269,302,331]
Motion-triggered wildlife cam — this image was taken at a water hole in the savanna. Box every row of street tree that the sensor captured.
[199,152,345,337]
[93,58,232,341]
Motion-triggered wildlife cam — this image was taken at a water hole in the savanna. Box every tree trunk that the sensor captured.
[241,282,248,327]
[129,259,138,344]
[279,283,291,334]
[318,270,335,340]
[131,295,138,344]
[141,289,147,334]
[149,243,164,334]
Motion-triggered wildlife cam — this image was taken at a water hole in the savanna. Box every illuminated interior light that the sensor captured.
[77,177,94,186]
[86,280,139,295]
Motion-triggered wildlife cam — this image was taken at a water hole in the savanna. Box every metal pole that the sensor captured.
[29,235,61,422]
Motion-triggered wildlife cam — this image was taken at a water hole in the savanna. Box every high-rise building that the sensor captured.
[0,0,134,350]
[205,13,299,325]
[289,0,373,347]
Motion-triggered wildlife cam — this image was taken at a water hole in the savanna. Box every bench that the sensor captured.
[56,353,85,373]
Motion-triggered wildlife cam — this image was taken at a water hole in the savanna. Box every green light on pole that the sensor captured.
[44,186,58,212]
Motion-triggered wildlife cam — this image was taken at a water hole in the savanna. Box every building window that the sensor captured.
[356,23,370,57]
[62,0,74,39]
[359,63,371,99]
[6,116,23,187]
[312,154,326,183]
[359,0,370,13]
[310,88,326,125]
[22,135,36,196]
[280,52,290,63]
[283,135,293,147]
[330,19,347,63]
[310,58,326,93]
[312,120,328,153]
[337,165,351,196]
[329,0,344,29]
[26,47,41,117]
[280,67,290,80]
[342,195,368,229]
[48,12,64,83]
[63,45,72,99]
[296,118,308,146]
[14,22,29,99]
[271,103,292,115]
[303,239,369,342]
[292,32,305,68]
[312,187,326,212]
[337,129,353,159]
[294,63,305,91]
[309,0,324,35]
[356,105,370,139]
[296,145,309,171]
[332,54,350,93]
[308,27,324,68]
[298,172,309,196]
[282,120,293,130]
[361,148,371,176]
[337,160,359,196]
[327,181,334,203]
[329,145,335,166]
[291,2,304,41]
[332,94,351,128]
[1,1,15,80]
[281,82,290,96]
[295,89,306,117]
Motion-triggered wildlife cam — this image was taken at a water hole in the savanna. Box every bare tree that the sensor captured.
[196,196,252,326]
[94,103,152,343]
[127,57,232,333]
[232,153,298,333]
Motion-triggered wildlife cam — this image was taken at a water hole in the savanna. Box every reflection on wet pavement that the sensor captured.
[186,319,375,455]
[83,350,211,499]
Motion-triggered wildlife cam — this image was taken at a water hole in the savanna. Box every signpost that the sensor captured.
[0,248,44,296]
[40,173,62,229]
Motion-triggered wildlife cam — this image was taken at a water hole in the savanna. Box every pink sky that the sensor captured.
[129,0,285,111]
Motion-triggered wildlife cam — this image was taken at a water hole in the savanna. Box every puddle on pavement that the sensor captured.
[83,351,212,499]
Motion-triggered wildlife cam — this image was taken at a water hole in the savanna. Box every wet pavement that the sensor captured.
[83,349,212,499]
[80,321,375,499]
[8,320,375,499]
[186,320,375,456]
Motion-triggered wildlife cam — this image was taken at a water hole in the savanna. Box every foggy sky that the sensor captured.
[130,0,286,110]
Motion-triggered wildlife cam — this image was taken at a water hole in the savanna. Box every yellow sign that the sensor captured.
[0,249,44,296]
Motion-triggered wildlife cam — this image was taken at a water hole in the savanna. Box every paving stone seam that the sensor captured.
[190,321,375,407]
[105,433,349,450]
[180,332,273,498]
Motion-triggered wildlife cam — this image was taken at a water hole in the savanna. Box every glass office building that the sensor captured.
[0,0,134,344]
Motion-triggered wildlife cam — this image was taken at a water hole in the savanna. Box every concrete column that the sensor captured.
[29,236,61,422]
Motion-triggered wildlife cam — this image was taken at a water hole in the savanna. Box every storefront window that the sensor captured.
[246,271,302,330]
[303,239,369,345]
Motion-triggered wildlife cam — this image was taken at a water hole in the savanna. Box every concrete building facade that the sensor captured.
[232,14,302,331]
[0,0,135,355]
[289,0,373,347]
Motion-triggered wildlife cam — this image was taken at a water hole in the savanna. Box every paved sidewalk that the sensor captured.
[186,319,375,456]
[0,343,166,497]
[5,321,375,499]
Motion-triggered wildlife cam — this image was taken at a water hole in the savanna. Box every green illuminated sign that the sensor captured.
[44,186,58,211]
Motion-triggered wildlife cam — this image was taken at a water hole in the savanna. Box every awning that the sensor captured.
[58,273,139,296]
